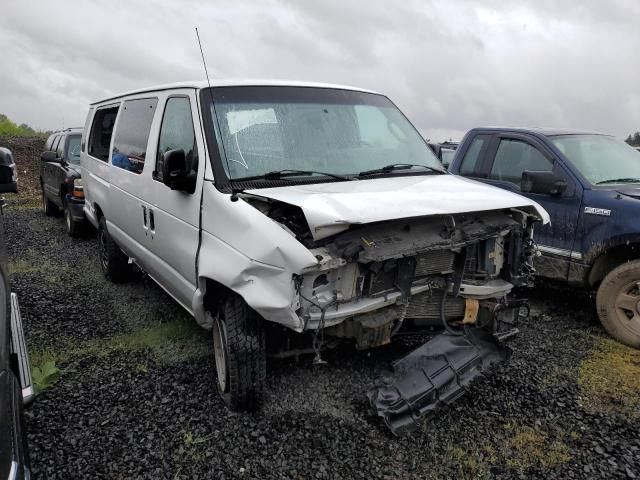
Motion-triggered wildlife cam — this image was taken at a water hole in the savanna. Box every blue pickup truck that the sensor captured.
[449,127,640,348]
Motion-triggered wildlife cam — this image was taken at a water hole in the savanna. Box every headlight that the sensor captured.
[72,177,84,199]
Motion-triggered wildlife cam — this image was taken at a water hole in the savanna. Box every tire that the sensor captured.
[98,216,130,282]
[42,190,58,216]
[64,206,83,238]
[211,294,266,411]
[596,260,640,349]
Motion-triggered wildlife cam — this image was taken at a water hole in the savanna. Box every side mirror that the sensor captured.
[521,170,567,195]
[0,165,17,193]
[41,151,59,162]
[162,149,195,193]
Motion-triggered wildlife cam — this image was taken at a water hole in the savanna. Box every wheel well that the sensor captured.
[94,203,104,221]
[202,278,233,316]
[588,243,640,287]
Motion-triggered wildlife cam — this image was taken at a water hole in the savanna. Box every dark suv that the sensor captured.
[40,128,85,236]
[0,168,33,479]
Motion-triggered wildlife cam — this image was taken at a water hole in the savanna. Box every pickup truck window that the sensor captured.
[551,134,640,185]
[489,138,552,186]
[112,98,158,174]
[459,135,488,175]
[155,97,198,181]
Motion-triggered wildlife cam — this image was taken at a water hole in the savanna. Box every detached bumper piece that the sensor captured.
[367,328,511,436]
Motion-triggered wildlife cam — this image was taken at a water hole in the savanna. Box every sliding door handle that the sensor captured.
[142,205,147,227]
[149,209,155,232]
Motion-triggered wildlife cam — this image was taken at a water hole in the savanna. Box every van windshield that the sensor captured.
[551,134,640,185]
[205,86,442,182]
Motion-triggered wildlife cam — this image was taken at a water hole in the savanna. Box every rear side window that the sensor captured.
[459,135,488,175]
[155,97,197,181]
[489,139,552,185]
[112,98,158,174]
[89,106,120,162]
[51,135,62,154]
[55,135,65,157]
[45,134,56,150]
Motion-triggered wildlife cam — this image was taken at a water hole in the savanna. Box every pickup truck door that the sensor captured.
[471,133,583,281]
[145,92,203,309]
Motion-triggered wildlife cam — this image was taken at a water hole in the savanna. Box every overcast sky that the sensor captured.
[1,0,639,141]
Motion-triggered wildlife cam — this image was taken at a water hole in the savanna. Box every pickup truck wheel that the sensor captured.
[596,260,640,349]
[42,190,58,216]
[98,216,130,283]
[64,206,83,237]
[212,294,266,411]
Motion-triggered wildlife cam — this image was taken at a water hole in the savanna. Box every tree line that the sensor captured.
[625,132,640,146]
[0,113,50,137]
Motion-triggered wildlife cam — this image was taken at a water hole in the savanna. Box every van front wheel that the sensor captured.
[212,294,266,411]
[98,217,130,283]
[596,260,640,349]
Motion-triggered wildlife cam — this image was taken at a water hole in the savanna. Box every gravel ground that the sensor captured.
[4,203,640,478]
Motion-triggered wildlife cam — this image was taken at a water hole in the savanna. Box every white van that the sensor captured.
[80,80,549,411]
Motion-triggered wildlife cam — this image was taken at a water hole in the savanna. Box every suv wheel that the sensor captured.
[98,216,130,282]
[596,260,640,348]
[64,206,83,237]
[42,190,58,216]
[212,294,266,411]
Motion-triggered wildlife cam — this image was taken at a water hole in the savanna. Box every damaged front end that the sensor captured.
[291,208,538,348]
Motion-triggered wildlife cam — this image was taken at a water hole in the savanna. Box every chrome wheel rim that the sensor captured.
[614,280,640,335]
[65,209,71,232]
[212,315,228,393]
[99,228,109,272]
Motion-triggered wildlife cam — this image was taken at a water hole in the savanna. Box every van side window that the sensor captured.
[112,98,158,174]
[459,135,488,175]
[489,139,553,186]
[88,106,119,162]
[155,97,198,182]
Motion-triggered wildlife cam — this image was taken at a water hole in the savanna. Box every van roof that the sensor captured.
[91,79,380,106]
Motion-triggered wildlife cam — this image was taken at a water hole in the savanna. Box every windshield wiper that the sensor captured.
[357,163,445,177]
[596,178,640,185]
[236,169,352,182]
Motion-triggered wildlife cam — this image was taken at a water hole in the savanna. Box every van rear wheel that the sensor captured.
[98,216,130,283]
[596,260,640,349]
[212,294,266,411]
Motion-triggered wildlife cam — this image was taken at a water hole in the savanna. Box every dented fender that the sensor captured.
[194,183,318,330]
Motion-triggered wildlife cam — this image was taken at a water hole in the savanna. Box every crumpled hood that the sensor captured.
[246,175,550,240]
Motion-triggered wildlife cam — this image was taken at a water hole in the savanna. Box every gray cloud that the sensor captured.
[1,0,638,140]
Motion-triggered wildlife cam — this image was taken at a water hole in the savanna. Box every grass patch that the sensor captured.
[29,318,206,386]
[504,424,571,471]
[578,336,640,417]
[445,444,496,479]
[8,257,60,283]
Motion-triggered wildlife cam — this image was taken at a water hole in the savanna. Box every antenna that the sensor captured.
[195,28,240,202]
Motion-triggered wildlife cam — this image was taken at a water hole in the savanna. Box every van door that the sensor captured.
[482,134,583,281]
[108,97,159,267]
[145,92,203,307]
